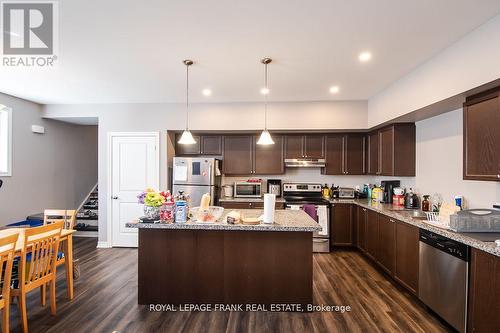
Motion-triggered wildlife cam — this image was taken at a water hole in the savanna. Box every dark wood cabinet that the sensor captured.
[468,248,500,333]
[285,135,325,159]
[377,214,396,274]
[357,206,367,252]
[222,136,254,175]
[464,90,500,181]
[254,135,284,174]
[331,203,353,246]
[175,134,222,155]
[323,135,343,174]
[324,134,365,175]
[201,136,222,155]
[220,201,285,210]
[367,131,379,175]
[175,134,201,155]
[365,210,379,260]
[394,221,419,295]
[368,124,416,176]
[223,135,285,175]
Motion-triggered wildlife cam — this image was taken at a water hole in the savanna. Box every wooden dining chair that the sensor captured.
[10,222,63,333]
[0,233,19,333]
[42,210,76,303]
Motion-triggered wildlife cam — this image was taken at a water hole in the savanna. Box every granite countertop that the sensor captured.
[333,198,500,258]
[126,209,321,232]
[218,197,286,203]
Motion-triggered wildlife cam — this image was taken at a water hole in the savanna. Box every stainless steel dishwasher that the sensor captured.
[418,229,469,333]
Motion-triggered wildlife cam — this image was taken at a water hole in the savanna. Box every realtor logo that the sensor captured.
[1,1,58,66]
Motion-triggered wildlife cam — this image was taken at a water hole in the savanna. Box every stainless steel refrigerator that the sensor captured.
[172,157,221,207]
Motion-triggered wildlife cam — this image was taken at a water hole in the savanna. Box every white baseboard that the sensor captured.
[96,241,111,248]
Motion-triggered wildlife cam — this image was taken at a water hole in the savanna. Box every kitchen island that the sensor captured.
[126,210,321,306]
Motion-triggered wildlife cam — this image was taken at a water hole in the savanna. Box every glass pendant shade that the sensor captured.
[178,129,196,145]
[256,129,274,145]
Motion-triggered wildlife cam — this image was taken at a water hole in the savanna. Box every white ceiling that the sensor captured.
[2,0,500,104]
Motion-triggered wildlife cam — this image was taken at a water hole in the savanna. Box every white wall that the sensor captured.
[0,93,98,224]
[368,13,500,127]
[415,109,499,209]
[43,100,367,244]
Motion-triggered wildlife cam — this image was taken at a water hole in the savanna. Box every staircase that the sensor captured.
[75,185,98,237]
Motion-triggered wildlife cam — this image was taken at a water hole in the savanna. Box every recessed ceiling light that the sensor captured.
[260,87,270,95]
[202,88,212,96]
[329,86,340,94]
[358,51,372,62]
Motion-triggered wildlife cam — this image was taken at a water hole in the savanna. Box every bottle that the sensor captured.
[322,184,330,199]
[174,191,188,223]
[422,195,430,212]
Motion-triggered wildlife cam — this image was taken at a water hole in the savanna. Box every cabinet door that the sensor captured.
[394,221,419,295]
[304,135,325,158]
[175,134,201,155]
[201,136,222,155]
[344,134,365,175]
[254,135,284,174]
[464,95,500,181]
[365,210,379,260]
[357,206,367,252]
[324,135,343,175]
[222,136,253,175]
[468,248,500,333]
[331,203,353,246]
[367,132,379,175]
[379,127,394,176]
[285,135,304,159]
[377,215,396,274]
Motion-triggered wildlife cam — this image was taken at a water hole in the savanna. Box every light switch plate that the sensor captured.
[31,125,45,134]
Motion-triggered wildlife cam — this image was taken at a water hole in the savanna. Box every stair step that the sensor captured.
[75,224,98,231]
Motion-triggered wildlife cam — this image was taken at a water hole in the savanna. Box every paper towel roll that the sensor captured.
[263,193,276,224]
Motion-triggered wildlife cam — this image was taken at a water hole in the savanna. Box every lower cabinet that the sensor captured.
[331,203,353,246]
[357,206,367,252]
[377,215,396,274]
[365,209,379,260]
[394,221,419,295]
[219,201,285,210]
[468,248,500,333]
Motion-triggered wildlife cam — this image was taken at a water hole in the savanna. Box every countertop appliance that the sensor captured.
[284,158,326,168]
[283,183,330,253]
[380,180,400,204]
[234,181,262,198]
[404,191,420,209]
[338,187,355,199]
[221,185,233,198]
[172,157,221,207]
[267,179,282,197]
[418,229,469,333]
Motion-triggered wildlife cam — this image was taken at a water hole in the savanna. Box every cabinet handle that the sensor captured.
[497,174,500,179]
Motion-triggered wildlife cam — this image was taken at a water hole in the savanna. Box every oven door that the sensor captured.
[285,204,329,238]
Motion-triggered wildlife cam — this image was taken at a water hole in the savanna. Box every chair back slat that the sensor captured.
[0,233,19,304]
[44,209,76,230]
[22,222,62,286]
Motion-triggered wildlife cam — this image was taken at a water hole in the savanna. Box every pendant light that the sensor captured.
[178,59,197,145]
[257,57,275,145]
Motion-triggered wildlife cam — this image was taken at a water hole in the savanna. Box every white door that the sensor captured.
[110,133,159,247]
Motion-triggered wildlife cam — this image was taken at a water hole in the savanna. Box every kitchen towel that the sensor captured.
[263,193,276,224]
[316,206,328,236]
[302,204,318,221]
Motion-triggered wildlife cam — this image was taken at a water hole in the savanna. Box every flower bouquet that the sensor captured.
[137,189,173,220]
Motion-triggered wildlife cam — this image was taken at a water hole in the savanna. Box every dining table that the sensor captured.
[0,227,76,300]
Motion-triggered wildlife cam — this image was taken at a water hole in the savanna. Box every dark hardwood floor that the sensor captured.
[7,238,452,333]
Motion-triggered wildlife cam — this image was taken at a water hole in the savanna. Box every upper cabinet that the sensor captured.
[175,134,222,156]
[222,135,284,175]
[464,90,500,181]
[324,134,365,175]
[285,135,325,159]
[367,123,416,177]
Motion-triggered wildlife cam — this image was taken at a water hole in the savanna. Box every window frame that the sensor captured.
[0,105,12,177]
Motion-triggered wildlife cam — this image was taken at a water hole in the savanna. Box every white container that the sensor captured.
[263,193,276,224]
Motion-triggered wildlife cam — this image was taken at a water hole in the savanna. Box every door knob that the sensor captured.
[112,196,118,200]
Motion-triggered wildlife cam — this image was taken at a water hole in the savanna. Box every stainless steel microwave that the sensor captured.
[234,181,262,198]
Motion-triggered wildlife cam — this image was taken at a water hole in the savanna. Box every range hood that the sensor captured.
[285,158,326,168]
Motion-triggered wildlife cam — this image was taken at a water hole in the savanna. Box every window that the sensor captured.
[0,105,12,176]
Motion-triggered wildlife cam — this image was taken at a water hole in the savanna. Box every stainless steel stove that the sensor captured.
[283,183,330,252]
